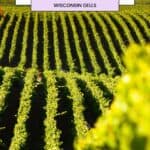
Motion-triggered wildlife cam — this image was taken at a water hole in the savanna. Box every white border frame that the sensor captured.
[16,0,31,5]
[120,0,134,5]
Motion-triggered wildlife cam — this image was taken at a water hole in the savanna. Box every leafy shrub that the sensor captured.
[75,44,150,150]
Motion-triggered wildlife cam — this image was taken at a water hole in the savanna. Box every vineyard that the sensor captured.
[0,67,117,149]
[0,5,150,150]
[0,9,150,75]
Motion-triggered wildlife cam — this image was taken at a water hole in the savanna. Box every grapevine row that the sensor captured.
[0,68,116,149]
[0,12,150,76]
